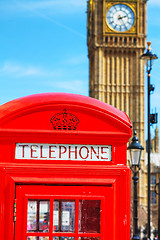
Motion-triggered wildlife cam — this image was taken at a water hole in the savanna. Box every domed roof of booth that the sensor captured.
[0,93,132,134]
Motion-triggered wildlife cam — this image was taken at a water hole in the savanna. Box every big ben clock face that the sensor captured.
[106,4,135,32]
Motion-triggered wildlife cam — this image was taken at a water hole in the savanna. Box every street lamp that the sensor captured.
[140,42,158,239]
[128,131,144,240]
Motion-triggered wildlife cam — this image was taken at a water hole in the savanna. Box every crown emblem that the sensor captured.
[50,109,79,130]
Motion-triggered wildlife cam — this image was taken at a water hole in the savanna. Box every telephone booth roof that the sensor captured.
[0,93,132,240]
[0,93,132,145]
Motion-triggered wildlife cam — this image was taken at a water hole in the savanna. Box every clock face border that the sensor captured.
[104,1,137,35]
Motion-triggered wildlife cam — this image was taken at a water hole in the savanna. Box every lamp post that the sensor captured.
[128,131,144,240]
[155,180,160,240]
[140,42,158,239]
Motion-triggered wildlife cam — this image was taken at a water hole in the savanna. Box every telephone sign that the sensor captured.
[15,143,112,161]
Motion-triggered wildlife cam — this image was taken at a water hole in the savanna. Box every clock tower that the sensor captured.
[88,0,147,204]
[88,0,146,150]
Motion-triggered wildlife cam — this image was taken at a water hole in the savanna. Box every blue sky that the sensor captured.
[0,0,159,138]
[0,0,88,103]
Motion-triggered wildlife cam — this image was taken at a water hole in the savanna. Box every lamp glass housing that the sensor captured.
[127,131,144,168]
[129,148,142,167]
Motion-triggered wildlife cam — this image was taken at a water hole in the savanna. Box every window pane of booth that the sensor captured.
[27,201,37,231]
[53,200,75,232]
[39,201,50,232]
[27,237,49,240]
[79,200,101,233]
[78,238,100,240]
[53,238,75,240]
[27,200,50,232]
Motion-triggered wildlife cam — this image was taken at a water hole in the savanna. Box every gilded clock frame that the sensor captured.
[104,0,139,35]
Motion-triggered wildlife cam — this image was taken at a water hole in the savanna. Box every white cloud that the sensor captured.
[0,62,46,77]
[0,58,87,79]
[46,79,87,94]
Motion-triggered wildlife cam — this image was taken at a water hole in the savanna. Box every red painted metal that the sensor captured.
[0,93,132,240]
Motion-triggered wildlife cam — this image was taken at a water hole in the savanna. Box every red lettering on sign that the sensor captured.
[91,146,99,159]
[69,146,77,159]
[79,146,89,159]
[40,145,47,158]
[49,146,56,158]
[68,146,77,159]
[31,145,38,158]
[101,147,108,160]
[18,144,29,158]
[59,146,67,158]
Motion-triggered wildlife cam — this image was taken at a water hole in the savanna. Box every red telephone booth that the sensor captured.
[0,93,132,240]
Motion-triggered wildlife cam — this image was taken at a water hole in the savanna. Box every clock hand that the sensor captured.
[121,19,128,30]
[119,17,128,30]
[118,15,127,20]
[121,15,127,19]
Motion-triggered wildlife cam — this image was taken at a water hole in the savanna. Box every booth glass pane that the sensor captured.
[79,200,101,233]
[27,237,49,240]
[27,201,37,231]
[53,200,75,232]
[78,238,100,240]
[39,201,50,232]
[27,200,50,233]
[53,238,75,240]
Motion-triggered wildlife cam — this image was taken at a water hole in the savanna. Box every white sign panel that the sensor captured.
[15,143,112,161]
[62,211,70,226]
[53,211,59,226]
